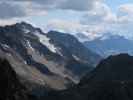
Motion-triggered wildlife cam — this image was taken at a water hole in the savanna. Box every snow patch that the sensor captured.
[55,47,64,57]
[23,28,30,33]
[72,55,81,61]
[22,25,30,33]
[24,61,27,64]
[26,40,34,51]
[35,31,57,53]
[1,44,10,49]
[100,35,109,40]
[3,44,9,48]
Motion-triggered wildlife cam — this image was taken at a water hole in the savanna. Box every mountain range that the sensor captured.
[0,22,101,94]
[84,34,133,57]
[1,22,133,100]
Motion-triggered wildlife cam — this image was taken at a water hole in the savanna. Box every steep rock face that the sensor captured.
[0,58,32,100]
[44,54,133,100]
[47,31,101,66]
[0,22,100,91]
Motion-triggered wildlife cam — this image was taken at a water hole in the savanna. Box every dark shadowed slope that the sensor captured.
[81,54,133,83]
[44,54,133,100]
[0,58,33,100]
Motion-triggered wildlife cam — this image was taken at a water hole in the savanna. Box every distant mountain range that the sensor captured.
[84,35,133,57]
[0,22,101,92]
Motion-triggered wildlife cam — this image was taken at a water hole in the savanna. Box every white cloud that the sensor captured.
[1,0,133,40]
[0,1,26,19]
[44,1,133,41]
[81,1,117,25]
[46,19,103,33]
[0,18,20,26]
[119,4,133,14]
[58,0,102,11]
[12,1,48,16]
[45,19,83,33]
[117,4,133,23]
[45,18,108,41]
[11,0,104,11]
[109,4,133,38]
[78,2,133,40]
[0,1,48,25]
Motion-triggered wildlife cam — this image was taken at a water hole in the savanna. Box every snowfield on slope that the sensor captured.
[35,31,57,53]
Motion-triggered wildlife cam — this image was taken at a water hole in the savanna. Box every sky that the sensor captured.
[1,0,133,40]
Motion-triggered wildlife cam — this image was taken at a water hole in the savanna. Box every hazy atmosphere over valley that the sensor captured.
[1,0,133,100]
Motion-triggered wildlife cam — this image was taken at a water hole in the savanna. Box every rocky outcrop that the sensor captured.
[0,58,32,100]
